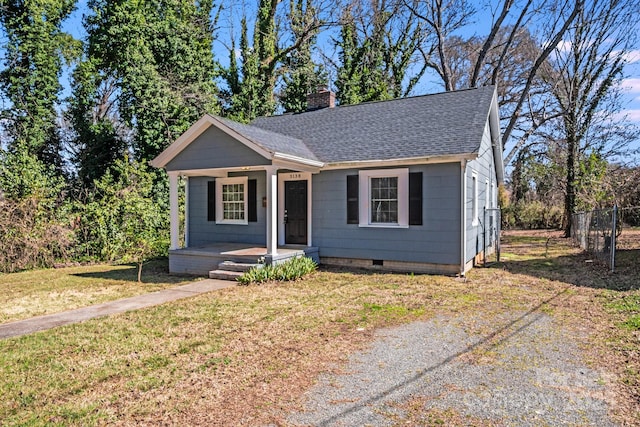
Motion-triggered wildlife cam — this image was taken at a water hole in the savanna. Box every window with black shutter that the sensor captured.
[350,168,422,227]
[347,175,359,224]
[409,172,423,225]
[248,179,257,222]
[207,180,216,221]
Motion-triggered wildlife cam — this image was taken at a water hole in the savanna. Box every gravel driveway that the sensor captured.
[288,310,614,426]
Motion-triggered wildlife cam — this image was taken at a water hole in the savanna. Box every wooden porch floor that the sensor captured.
[172,242,315,258]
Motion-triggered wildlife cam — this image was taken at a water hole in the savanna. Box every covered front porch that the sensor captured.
[166,164,319,275]
[150,113,325,276]
[169,242,319,276]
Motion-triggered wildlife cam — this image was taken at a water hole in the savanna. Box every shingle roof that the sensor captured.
[251,86,496,164]
[215,116,319,162]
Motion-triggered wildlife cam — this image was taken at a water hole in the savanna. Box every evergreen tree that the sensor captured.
[0,0,79,170]
[227,0,279,122]
[83,0,219,162]
[225,0,327,120]
[280,0,326,113]
[66,59,125,186]
[335,1,422,106]
[335,9,363,105]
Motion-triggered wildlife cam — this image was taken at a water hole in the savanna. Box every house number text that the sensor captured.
[288,173,302,179]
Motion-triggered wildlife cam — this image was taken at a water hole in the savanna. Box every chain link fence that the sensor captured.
[571,205,640,272]
[615,207,640,275]
[571,207,617,270]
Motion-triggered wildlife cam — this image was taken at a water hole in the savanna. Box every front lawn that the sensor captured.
[0,259,198,323]
[0,232,638,425]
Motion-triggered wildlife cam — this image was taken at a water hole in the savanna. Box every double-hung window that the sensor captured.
[216,177,248,224]
[485,179,490,212]
[358,169,409,228]
[370,176,398,223]
[471,171,478,226]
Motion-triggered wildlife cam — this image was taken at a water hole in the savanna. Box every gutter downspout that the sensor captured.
[460,160,467,276]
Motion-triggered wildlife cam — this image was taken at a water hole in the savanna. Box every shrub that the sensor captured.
[73,157,168,280]
[502,200,563,230]
[0,150,73,272]
[237,256,317,285]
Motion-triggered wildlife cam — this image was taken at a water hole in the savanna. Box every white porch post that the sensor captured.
[184,176,189,248]
[169,171,180,250]
[266,167,278,256]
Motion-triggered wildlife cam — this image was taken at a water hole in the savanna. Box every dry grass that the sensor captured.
[0,259,198,323]
[0,231,639,426]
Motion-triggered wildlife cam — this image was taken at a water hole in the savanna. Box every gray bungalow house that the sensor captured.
[151,85,504,278]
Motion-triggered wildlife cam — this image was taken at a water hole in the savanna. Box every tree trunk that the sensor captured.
[563,136,577,237]
[137,261,143,283]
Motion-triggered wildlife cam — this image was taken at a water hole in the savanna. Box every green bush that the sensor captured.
[0,150,73,272]
[502,200,563,230]
[237,256,317,285]
[73,157,168,280]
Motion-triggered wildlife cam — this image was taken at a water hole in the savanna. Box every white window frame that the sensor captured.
[471,171,478,226]
[493,181,497,209]
[359,168,409,228]
[216,176,248,225]
[485,178,490,213]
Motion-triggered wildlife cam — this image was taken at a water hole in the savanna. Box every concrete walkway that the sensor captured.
[0,279,234,340]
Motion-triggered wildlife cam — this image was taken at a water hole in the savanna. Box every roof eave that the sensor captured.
[321,153,477,170]
[273,152,324,168]
[488,90,505,185]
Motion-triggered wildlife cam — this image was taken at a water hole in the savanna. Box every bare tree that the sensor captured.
[542,0,639,236]
[404,0,475,91]
[406,0,583,163]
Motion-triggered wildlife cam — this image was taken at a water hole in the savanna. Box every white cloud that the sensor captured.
[622,50,640,64]
[555,40,572,52]
[622,109,640,122]
[620,78,640,94]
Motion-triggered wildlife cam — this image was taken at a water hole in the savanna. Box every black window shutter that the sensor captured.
[347,175,359,224]
[207,180,216,222]
[248,179,257,222]
[409,172,423,225]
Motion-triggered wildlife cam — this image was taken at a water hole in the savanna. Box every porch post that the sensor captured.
[184,176,189,248]
[169,171,180,250]
[266,166,278,256]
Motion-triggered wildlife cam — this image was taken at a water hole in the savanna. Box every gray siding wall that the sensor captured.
[312,164,461,265]
[465,121,498,263]
[165,126,270,171]
[188,171,266,246]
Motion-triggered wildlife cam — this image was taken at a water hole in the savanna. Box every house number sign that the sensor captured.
[288,173,302,179]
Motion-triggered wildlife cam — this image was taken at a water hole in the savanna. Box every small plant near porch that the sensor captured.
[237,256,317,285]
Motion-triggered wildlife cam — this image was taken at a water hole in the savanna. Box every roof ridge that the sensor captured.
[254,85,496,118]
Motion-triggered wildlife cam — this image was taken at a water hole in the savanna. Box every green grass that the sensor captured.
[605,293,640,331]
[0,258,199,323]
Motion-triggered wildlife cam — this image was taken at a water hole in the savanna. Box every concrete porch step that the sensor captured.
[209,270,244,281]
[209,260,263,281]
[218,261,263,273]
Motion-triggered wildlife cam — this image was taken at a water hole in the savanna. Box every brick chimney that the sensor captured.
[306,85,335,111]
